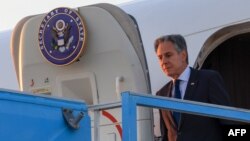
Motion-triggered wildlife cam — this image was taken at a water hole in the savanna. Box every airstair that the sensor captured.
[1,89,249,141]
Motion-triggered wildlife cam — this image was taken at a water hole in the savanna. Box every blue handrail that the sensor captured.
[122,91,250,141]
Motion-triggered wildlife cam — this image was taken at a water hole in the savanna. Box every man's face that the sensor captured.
[156,41,187,79]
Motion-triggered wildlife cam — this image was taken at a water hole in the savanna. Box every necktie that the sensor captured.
[173,79,181,126]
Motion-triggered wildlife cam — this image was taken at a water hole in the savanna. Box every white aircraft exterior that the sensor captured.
[1,0,250,140]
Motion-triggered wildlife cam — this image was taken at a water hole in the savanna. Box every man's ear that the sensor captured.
[181,51,187,62]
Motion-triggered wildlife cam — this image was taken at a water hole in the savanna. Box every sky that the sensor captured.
[0,0,134,31]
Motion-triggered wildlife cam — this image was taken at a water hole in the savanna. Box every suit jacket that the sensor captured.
[157,68,231,141]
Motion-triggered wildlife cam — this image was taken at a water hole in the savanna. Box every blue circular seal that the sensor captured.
[38,7,87,66]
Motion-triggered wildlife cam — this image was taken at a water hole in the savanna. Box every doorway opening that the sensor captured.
[202,33,250,109]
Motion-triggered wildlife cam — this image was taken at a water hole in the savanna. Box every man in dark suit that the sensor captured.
[154,34,231,141]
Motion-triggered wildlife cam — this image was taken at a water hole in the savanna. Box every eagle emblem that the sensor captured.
[38,7,87,66]
[51,20,74,53]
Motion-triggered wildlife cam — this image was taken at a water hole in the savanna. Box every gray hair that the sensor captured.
[154,34,189,64]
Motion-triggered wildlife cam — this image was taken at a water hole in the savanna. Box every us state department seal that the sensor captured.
[38,7,87,66]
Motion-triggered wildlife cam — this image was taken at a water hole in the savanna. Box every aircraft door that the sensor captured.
[11,3,153,141]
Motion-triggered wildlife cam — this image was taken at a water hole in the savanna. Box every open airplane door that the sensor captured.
[11,3,153,141]
[195,22,250,111]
